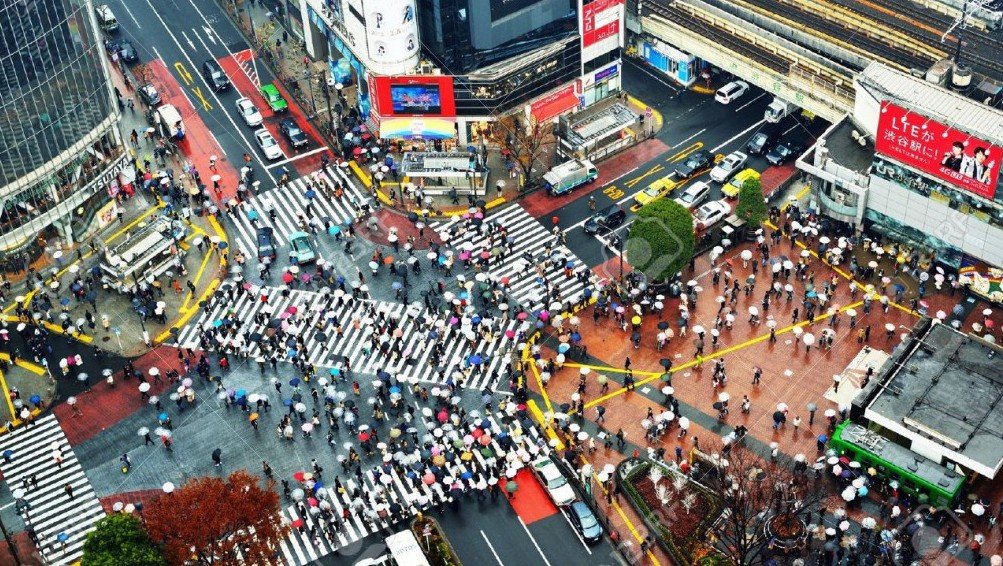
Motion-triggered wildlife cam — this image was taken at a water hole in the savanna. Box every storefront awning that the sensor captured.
[531,88,580,123]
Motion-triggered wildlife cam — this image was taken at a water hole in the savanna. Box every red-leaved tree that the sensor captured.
[144,470,288,565]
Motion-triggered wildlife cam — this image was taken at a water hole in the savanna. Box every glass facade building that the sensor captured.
[0,0,122,266]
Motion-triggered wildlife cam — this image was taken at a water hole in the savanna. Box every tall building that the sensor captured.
[0,0,124,269]
[300,0,622,144]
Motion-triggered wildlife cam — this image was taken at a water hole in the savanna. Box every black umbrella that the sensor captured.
[269,318,282,328]
[772,411,786,423]
[660,358,672,369]
[344,399,355,408]
[314,332,328,342]
[657,321,669,330]
[475,199,486,208]
[212,448,221,458]
[249,332,263,342]
[713,402,724,410]
[407,211,419,222]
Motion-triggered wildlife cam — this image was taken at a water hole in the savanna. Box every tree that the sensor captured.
[735,177,768,227]
[698,447,822,565]
[625,199,695,281]
[143,470,289,565]
[495,114,553,187]
[82,513,166,566]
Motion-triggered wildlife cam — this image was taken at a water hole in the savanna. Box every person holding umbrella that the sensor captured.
[211,447,222,467]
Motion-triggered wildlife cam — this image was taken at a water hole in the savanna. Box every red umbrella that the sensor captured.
[500,277,510,285]
[480,251,490,259]
[437,410,448,423]
[307,497,318,507]
[471,428,483,439]
[292,519,304,528]
[281,272,294,284]
[293,471,306,482]
[287,306,298,314]
[359,431,370,441]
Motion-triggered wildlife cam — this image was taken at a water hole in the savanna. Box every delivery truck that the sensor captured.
[543,159,598,195]
[765,97,794,123]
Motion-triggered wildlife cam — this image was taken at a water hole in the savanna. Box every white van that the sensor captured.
[95,4,119,33]
[155,104,184,140]
[384,530,430,566]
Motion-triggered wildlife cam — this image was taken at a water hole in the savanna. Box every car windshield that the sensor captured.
[292,238,310,252]
[259,135,275,147]
[778,146,791,155]
[547,473,567,489]
[643,187,661,197]
[242,105,254,115]
[696,208,714,220]
[578,510,598,529]
[680,192,696,203]
[686,157,701,167]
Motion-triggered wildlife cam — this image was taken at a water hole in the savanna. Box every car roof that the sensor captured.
[255,129,272,139]
[289,231,308,239]
[683,182,708,194]
[261,84,279,92]
[237,97,254,107]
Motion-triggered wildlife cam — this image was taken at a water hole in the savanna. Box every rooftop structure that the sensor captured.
[858,319,1003,478]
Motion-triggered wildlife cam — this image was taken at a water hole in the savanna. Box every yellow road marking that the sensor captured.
[174,62,193,85]
[624,164,665,189]
[191,85,212,110]
[583,300,865,409]
[667,142,703,163]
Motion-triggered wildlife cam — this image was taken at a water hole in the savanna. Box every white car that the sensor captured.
[673,181,711,210]
[694,200,731,231]
[236,97,263,127]
[255,129,283,160]
[532,457,576,506]
[715,80,750,104]
[709,151,748,183]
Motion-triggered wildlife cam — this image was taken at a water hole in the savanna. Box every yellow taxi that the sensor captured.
[633,175,679,208]
[722,168,760,199]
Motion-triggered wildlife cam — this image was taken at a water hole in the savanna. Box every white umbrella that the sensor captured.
[163,482,175,494]
[972,504,986,516]
[802,333,815,346]
[138,382,151,392]
[819,236,831,244]
[740,250,753,261]
[861,517,877,529]
[692,325,705,335]
[718,392,730,402]
[678,417,690,429]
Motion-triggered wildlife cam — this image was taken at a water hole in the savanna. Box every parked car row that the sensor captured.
[532,457,604,544]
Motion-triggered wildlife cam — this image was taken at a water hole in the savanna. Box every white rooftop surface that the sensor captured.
[858,62,1003,145]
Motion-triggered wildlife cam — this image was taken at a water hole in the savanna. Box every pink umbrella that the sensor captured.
[479,435,491,446]
[423,473,435,485]
[505,330,515,338]
[437,410,448,423]
[287,306,298,314]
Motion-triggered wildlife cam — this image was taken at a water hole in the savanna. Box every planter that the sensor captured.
[616,458,722,566]
[763,513,808,553]
[411,515,460,566]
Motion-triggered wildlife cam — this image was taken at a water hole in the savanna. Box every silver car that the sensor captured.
[255,128,283,161]
[236,97,263,127]
[709,151,747,183]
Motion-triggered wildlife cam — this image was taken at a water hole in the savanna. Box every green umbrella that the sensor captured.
[506,481,519,494]
[660,372,672,382]
[480,447,494,458]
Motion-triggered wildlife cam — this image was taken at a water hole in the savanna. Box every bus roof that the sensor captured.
[384,530,430,566]
[834,422,965,494]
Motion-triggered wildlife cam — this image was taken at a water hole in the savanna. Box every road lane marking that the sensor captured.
[480,531,506,565]
[517,517,552,566]
[666,142,702,163]
[174,62,194,85]
[668,129,705,151]
[264,146,332,169]
[142,0,277,185]
[191,85,212,110]
[184,0,262,93]
[560,509,594,554]
[734,91,767,113]
[624,164,664,188]
[120,1,143,28]
[711,117,766,153]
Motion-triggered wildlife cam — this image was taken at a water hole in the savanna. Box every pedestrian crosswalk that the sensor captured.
[175,285,522,390]
[0,415,106,564]
[433,204,591,308]
[277,413,545,565]
[226,166,369,260]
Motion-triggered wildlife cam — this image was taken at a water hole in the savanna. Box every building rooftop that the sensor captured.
[858,62,1003,145]
[561,103,638,149]
[823,117,875,174]
[864,321,1003,478]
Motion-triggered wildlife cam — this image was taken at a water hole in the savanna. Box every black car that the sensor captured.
[583,205,626,235]
[746,125,783,155]
[280,118,309,148]
[568,501,604,544]
[256,226,277,261]
[673,150,713,179]
[108,39,138,63]
[201,60,230,92]
[137,83,161,106]
[766,141,805,166]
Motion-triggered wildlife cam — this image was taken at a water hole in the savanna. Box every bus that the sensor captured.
[384,529,430,566]
[100,217,186,293]
[829,421,966,507]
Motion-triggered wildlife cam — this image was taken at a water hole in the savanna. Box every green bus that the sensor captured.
[829,422,966,507]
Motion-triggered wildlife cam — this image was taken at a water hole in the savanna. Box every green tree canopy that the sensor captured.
[626,199,695,281]
[735,177,768,226]
[82,513,166,566]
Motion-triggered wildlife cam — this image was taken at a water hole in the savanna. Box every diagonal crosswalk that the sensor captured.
[0,415,106,564]
[175,285,522,390]
[277,412,546,565]
[226,166,368,259]
[433,204,590,308]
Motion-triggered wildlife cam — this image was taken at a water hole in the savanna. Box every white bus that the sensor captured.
[384,530,431,566]
[100,217,186,292]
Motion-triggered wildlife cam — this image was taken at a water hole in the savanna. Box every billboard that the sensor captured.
[490,0,545,20]
[581,0,624,62]
[378,117,456,139]
[390,84,441,115]
[876,101,999,200]
[364,0,420,69]
[371,76,456,118]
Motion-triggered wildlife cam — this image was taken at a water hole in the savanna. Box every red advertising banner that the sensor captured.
[581,0,623,49]
[371,76,456,118]
[876,101,999,200]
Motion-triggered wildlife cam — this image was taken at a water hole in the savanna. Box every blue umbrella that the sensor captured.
[213,319,223,327]
[329,368,341,376]
[159,413,168,421]
[480,419,491,429]
[328,225,341,235]
[284,398,293,407]
[29,395,41,405]
[391,281,402,290]
[59,298,70,306]
[305,189,316,199]
[248,209,259,221]
[287,348,297,359]
[289,378,301,387]
[218,241,228,250]
[236,389,247,398]
[558,343,570,353]
[312,481,324,493]
[461,471,473,480]
[57,533,69,542]
[3,449,12,459]
[468,354,483,366]
[472,315,481,324]
[389,386,401,394]
[571,332,581,342]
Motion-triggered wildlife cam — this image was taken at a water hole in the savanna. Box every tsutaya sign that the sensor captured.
[875,101,999,200]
